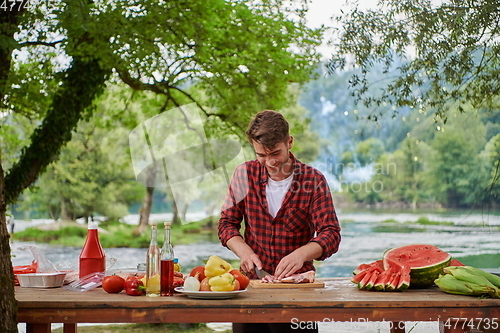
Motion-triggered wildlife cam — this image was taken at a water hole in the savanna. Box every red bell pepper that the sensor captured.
[124,276,145,296]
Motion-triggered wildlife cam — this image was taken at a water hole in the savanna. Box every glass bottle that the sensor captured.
[79,221,106,278]
[160,221,175,296]
[146,223,161,297]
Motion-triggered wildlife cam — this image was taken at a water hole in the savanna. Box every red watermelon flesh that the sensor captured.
[450,258,465,266]
[358,270,374,289]
[374,268,394,291]
[396,266,411,291]
[357,265,383,289]
[353,263,372,275]
[385,271,398,291]
[364,270,380,290]
[353,259,384,275]
[351,269,369,284]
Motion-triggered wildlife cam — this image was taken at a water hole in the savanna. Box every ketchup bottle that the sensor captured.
[79,221,106,278]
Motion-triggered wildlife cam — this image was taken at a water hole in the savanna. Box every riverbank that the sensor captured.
[11,210,500,235]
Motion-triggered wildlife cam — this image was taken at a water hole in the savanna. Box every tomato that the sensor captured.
[233,279,240,291]
[230,269,250,290]
[189,265,206,282]
[102,275,125,293]
[199,277,211,291]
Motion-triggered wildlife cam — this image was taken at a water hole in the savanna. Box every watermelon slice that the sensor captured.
[353,260,384,275]
[385,271,398,291]
[383,244,451,288]
[396,266,411,291]
[364,270,380,290]
[351,269,369,284]
[358,270,374,289]
[450,258,465,266]
[373,268,393,291]
[353,263,373,275]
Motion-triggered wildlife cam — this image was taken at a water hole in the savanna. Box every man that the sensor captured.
[218,110,341,333]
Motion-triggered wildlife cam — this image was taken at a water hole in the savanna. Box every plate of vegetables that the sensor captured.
[174,287,247,299]
[175,255,250,299]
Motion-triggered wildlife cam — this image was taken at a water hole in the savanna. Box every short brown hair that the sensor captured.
[245,110,289,149]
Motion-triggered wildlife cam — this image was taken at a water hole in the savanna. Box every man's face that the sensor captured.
[252,137,293,179]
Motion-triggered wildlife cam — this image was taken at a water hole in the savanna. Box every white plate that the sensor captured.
[174,287,247,299]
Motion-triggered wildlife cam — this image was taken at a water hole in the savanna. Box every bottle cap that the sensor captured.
[88,221,99,229]
[164,221,171,228]
[174,258,178,263]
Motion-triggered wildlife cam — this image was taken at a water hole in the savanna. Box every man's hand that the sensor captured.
[226,236,261,274]
[274,242,323,280]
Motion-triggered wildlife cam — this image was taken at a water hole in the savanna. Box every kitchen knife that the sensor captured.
[255,266,271,279]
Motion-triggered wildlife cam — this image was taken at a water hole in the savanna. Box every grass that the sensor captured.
[11,219,218,248]
[52,323,230,333]
[380,217,454,226]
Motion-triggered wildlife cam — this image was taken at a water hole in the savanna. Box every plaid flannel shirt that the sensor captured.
[218,152,341,279]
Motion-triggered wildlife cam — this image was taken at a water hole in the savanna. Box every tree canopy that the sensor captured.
[0,0,322,331]
[328,0,500,121]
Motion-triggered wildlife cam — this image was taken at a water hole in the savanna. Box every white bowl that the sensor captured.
[17,272,67,288]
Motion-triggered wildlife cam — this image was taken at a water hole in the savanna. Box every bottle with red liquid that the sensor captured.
[160,221,174,296]
[79,221,106,278]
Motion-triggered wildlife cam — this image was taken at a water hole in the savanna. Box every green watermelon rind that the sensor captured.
[409,257,451,288]
[383,244,452,288]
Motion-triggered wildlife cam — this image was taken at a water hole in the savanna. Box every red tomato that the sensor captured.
[189,265,206,282]
[102,275,125,293]
[230,269,250,290]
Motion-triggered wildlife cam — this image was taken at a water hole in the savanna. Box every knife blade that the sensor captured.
[254,266,271,279]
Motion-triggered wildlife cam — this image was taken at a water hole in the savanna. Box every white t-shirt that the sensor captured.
[266,174,293,218]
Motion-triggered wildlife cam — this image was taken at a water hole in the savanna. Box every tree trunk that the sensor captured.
[180,203,189,224]
[136,167,157,235]
[1,3,30,332]
[0,154,18,333]
[136,186,154,235]
[172,200,181,226]
[61,197,73,221]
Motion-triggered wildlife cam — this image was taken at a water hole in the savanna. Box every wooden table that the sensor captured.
[16,278,500,333]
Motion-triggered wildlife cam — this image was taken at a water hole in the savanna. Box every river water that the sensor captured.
[11,211,500,333]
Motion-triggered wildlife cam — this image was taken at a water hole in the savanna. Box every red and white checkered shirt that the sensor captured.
[218,152,341,279]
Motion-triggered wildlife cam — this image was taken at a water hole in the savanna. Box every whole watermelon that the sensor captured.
[383,244,452,288]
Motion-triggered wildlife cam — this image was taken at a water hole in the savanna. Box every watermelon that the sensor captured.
[353,260,383,275]
[364,270,380,290]
[384,271,398,291]
[373,268,393,291]
[396,266,411,291]
[383,244,451,288]
[383,257,411,291]
[450,258,465,266]
[351,269,369,284]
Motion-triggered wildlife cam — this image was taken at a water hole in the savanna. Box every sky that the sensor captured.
[305,0,377,58]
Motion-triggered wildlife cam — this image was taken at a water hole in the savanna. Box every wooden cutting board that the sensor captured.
[250,279,325,289]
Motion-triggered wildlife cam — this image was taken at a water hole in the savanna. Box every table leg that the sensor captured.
[390,322,405,333]
[26,323,50,333]
[63,323,77,333]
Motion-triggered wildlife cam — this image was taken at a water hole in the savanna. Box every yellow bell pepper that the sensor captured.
[204,255,232,278]
[209,273,235,291]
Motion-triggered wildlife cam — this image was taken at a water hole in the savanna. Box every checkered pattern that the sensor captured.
[218,153,341,278]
